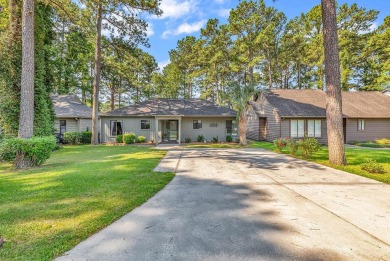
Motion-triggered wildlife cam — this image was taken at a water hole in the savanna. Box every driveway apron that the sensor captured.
[57,148,390,261]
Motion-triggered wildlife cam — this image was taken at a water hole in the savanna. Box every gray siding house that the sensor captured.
[247,90,390,144]
[52,95,93,134]
[100,99,237,144]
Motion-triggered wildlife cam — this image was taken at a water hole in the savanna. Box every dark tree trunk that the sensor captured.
[110,81,115,111]
[18,0,34,139]
[91,2,102,145]
[321,0,347,165]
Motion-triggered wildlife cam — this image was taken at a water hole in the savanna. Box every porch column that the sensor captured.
[178,118,181,145]
[155,118,158,145]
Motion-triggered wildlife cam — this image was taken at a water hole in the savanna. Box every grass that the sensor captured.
[0,145,174,261]
[251,141,390,184]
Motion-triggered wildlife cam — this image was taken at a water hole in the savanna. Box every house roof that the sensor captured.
[52,95,92,118]
[256,89,390,118]
[102,99,236,117]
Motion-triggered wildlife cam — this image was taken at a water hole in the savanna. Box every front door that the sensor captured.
[168,120,178,141]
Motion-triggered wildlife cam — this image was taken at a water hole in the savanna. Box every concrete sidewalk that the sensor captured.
[57,148,390,261]
[153,149,182,173]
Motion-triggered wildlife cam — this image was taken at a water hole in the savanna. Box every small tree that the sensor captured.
[228,82,255,146]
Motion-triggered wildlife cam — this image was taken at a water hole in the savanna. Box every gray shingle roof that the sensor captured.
[102,99,236,117]
[257,89,390,118]
[52,95,92,118]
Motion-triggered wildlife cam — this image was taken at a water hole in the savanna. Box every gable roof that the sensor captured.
[102,99,236,117]
[52,95,92,118]
[256,89,390,118]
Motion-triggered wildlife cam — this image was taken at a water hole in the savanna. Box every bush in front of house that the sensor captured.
[297,136,321,159]
[273,138,287,152]
[0,136,56,168]
[81,132,92,144]
[136,136,146,143]
[226,135,233,142]
[376,138,390,145]
[286,138,299,156]
[63,132,82,145]
[359,142,384,148]
[185,136,192,143]
[123,133,136,144]
[361,159,385,174]
[212,136,219,143]
[116,134,123,143]
[197,135,205,142]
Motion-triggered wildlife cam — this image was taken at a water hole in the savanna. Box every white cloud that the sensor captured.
[162,19,206,38]
[368,22,378,32]
[146,23,154,37]
[218,8,231,18]
[158,59,170,71]
[214,0,224,3]
[156,0,196,19]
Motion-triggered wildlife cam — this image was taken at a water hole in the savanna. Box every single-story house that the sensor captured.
[52,95,93,134]
[247,89,390,144]
[100,99,238,144]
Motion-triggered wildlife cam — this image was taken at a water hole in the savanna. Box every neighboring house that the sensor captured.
[100,99,237,144]
[52,95,93,134]
[247,89,390,144]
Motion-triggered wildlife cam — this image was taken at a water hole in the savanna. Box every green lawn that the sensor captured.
[0,145,174,261]
[251,141,390,184]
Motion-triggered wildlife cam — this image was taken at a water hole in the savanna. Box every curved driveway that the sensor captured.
[58,148,390,260]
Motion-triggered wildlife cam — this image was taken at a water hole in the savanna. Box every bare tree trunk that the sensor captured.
[239,111,247,146]
[18,0,34,139]
[91,2,102,145]
[321,0,346,166]
[110,81,115,111]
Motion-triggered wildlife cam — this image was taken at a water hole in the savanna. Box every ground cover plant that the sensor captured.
[0,145,173,260]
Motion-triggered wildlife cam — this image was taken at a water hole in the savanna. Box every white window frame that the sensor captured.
[307,119,322,138]
[59,120,66,134]
[110,120,123,136]
[358,119,365,131]
[141,119,151,130]
[193,120,202,130]
[226,120,238,136]
[290,119,305,138]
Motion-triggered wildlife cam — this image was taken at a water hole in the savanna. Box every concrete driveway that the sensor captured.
[58,149,390,260]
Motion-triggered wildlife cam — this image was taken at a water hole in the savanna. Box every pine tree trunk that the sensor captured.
[321,0,347,166]
[18,0,34,139]
[239,111,247,146]
[110,81,115,111]
[91,2,102,145]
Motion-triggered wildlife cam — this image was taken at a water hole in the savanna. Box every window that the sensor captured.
[110,120,123,136]
[290,119,305,138]
[358,119,365,131]
[307,120,322,138]
[59,120,66,134]
[193,120,202,129]
[141,120,151,130]
[226,120,238,135]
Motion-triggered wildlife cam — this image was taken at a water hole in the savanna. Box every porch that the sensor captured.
[155,116,182,145]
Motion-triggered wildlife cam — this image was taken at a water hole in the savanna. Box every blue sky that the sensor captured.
[142,0,390,70]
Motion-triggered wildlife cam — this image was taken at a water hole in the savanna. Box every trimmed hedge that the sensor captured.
[116,134,123,143]
[81,132,92,144]
[63,132,82,145]
[136,136,146,143]
[123,133,136,144]
[0,136,56,166]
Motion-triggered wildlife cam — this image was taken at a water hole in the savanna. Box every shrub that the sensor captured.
[63,132,82,145]
[212,136,219,143]
[297,136,321,159]
[348,140,361,145]
[123,133,136,144]
[361,159,385,174]
[359,142,384,148]
[273,138,287,152]
[376,138,390,145]
[185,136,192,143]
[81,132,92,144]
[116,134,123,143]
[197,135,205,142]
[286,139,299,156]
[149,138,155,144]
[226,135,233,142]
[136,135,146,143]
[0,136,56,167]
